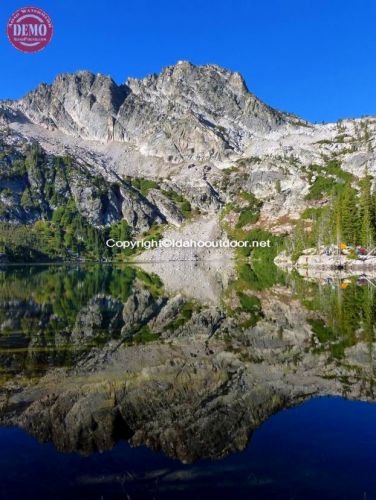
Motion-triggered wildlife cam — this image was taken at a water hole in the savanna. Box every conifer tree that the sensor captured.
[359,170,374,248]
[341,183,360,245]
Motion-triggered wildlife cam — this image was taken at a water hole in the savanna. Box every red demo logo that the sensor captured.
[7,7,53,53]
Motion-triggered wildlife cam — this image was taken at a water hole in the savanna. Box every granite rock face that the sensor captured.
[19,71,130,141]
[16,63,285,162]
[1,61,376,234]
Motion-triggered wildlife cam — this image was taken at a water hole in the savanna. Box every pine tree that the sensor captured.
[119,220,131,241]
[341,183,360,245]
[359,171,374,248]
[330,190,343,246]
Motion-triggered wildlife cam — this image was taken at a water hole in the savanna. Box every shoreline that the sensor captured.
[274,251,376,271]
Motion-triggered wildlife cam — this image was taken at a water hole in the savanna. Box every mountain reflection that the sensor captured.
[0,263,376,463]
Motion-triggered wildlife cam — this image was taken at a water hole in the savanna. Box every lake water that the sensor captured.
[1,263,376,499]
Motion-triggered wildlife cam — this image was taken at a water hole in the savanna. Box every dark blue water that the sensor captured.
[1,397,376,500]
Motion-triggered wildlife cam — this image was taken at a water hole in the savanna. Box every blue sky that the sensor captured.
[0,0,375,122]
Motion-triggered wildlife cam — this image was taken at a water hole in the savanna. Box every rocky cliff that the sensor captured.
[0,61,376,246]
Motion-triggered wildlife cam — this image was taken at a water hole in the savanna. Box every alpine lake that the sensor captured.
[1,260,376,499]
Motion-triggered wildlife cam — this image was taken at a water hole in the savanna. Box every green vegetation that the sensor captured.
[237,292,261,314]
[221,191,263,238]
[161,189,193,217]
[287,161,376,260]
[133,325,159,344]
[306,175,337,200]
[136,269,164,295]
[234,291,263,327]
[291,274,376,360]
[0,147,114,261]
[166,300,199,331]
[0,147,170,262]
[0,197,111,261]
[127,177,160,196]
[222,165,240,176]
[308,318,334,343]
[235,193,262,228]
[0,264,169,379]
[301,207,325,220]
[235,228,284,289]
[0,146,210,263]
[220,190,286,318]
[305,161,352,200]
[222,230,286,326]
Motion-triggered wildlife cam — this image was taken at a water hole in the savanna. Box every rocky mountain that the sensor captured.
[1,61,376,256]
[17,63,285,157]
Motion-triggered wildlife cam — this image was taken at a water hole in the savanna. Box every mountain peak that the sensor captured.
[4,61,287,161]
[18,69,129,140]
